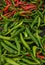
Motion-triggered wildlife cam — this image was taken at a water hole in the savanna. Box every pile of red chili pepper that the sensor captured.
[0,0,45,65]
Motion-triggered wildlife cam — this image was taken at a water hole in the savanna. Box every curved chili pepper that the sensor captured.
[21,4,37,11]
[5,0,12,5]
[14,2,24,7]
[37,55,45,59]
[20,11,31,14]
[6,10,16,18]
[37,52,45,59]
[19,2,25,5]
[4,12,11,16]
[0,12,11,20]
[3,4,10,13]
[0,10,16,20]
[14,0,26,7]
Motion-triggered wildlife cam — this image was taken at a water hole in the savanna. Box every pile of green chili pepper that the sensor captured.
[0,0,45,65]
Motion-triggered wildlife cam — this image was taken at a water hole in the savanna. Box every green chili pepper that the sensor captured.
[37,16,41,27]
[1,42,16,53]
[31,16,38,28]
[11,27,25,37]
[37,10,43,18]
[19,61,28,65]
[31,54,40,64]
[0,0,45,65]
[10,22,17,28]
[26,27,39,46]
[4,57,19,65]
[3,40,17,51]
[20,33,30,50]
[13,57,21,61]
[4,22,9,33]
[22,58,38,65]
[0,35,14,41]
[23,31,28,37]
[32,46,37,57]
[1,15,10,22]
[5,21,23,35]
[15,38,20,55]
[35,33,44,50]
[11,29,17,37]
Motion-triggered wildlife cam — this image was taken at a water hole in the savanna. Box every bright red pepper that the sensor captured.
[14,0,26,7]
[5,0,11,5]
[14,1,31,7]
[21,4,37,11]
[37,52,45,59]
[3,4,10,13]
[37,55,45,59]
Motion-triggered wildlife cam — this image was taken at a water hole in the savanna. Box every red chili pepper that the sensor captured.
[0,10,16,20]
[4,12,11,16]
[0,12,11,20]
[18,2,25,5]
[14,2,23,7]
[14,0,26,7]
[5,0,11,5]
[14,0,19,3]
[14,0,19,7]
[6,10,16,18]
[14,1,31,7]
[37,55,45,59]
[3,4,10,13]
[37,52,45,59]
[14,3,19,7]
[21,4,37,11]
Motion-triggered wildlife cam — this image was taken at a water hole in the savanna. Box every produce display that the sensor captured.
[0,0,45,65]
